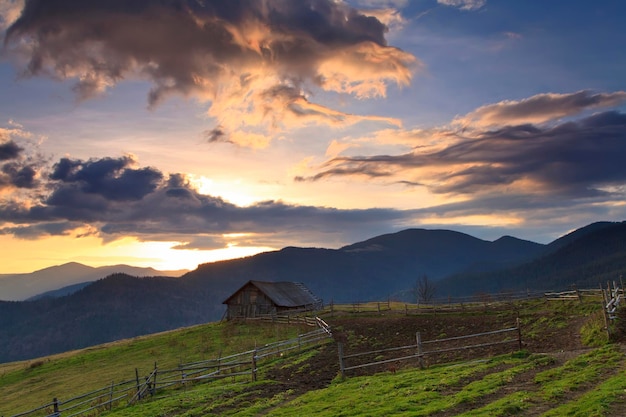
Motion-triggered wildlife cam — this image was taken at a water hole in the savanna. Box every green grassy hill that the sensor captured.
[1,297,625,417]
[0,321,311,416]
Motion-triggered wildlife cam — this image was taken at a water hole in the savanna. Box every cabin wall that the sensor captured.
[224,282,319,320]
[226,284,276,319]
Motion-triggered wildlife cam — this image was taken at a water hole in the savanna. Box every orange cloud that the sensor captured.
[4,0,416,145]
[454,90,626,128]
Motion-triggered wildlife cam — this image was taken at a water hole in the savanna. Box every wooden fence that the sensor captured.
[543,288,602,301]
[8,378,139,417]
[324,290,547,317]
[337,321,522,379]
[602,280,623,320]
[546,282,624,336]
[242,314,323,327]
[6,321,332,417]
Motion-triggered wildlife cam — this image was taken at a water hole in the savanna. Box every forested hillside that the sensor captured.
[1,222,625,363]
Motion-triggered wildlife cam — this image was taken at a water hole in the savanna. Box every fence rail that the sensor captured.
[243,314,321,326]
[323,290,552,317]
[7,320,332,417]
[338,323,521,378]
[544,288,604,301]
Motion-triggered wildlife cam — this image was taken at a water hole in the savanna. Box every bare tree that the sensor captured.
[413,274,436,304]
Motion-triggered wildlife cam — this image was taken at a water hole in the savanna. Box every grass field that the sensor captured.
[1,297,625,416]
[0,321,311,416]
[101,346,626,417]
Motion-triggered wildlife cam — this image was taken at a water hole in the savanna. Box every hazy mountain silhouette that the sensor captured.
[1,221,625,363]
[0,262,188,301]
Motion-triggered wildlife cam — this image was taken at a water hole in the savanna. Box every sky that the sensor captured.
[0,0,625,273]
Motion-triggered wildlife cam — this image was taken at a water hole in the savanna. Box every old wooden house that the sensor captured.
[222,280,323,320]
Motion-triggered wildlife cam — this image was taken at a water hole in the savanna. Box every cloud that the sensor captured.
[203,127,229,145]
[3,0,416,144]
[0,124,43,191]
[0,0,23,33]
[0,139,22,160]
[302,106,626,200]
[0,153,413,249]
[1,160,36,188]
[326,140,355,158]
[0,221,89,239]
[49,155,163,201]
[454,90,626,128]
[437,0,486,11]
[358,8,405,28]
[350,0,409,8]
[296,102,626,240]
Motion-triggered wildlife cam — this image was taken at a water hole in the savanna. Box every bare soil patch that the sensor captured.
[217,303,603,414]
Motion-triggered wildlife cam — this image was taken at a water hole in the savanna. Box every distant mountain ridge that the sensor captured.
[439,221,626,295]
[1,221,625,363]
[0,263,188,301]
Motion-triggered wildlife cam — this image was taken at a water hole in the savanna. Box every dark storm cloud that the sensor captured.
[304,111,626,198]
[0,140,22,160]
[0,154,412,247]
[3,0,415,141]
[0,139,40,190]
[1,161,37,188]
[49,156,163,201]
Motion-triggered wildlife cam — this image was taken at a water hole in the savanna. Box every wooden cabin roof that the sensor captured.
[223,280,321,307]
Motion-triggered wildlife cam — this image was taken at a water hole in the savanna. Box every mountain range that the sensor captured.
[1,220,625,363]
[0,263,188,301]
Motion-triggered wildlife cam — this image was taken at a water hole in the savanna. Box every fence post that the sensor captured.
[251,349,258,382]
[601,283,608,306]
[152,362,158,396]
[338,343,345,379]
[516,318,523,350]
[52,397,60,417]
[109,380,114,410]
[416,332,424,369]
[573,284,582,303]
[377,302,381,315]
[601,295,611,338]
[135,368,141,400]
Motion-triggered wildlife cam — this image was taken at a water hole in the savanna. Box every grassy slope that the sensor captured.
[103,347,626,417]
[2,298,625,416]
[0,321,310,416]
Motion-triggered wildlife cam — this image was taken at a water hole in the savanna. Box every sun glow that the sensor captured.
[125,240,273,271]
[189,175,260,207]
[418,214,523,227]
[0,235,273,274]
